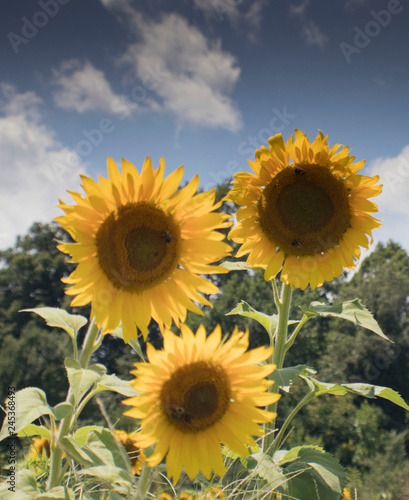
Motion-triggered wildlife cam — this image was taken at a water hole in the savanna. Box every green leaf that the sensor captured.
[17,424,51,441]
[86,429,133,474]
[344,384,409,410]
[253,452,290,490]
[302,377,409,411]
[37,487,75,500]
[21,307,87,339]
[52,402,74,420]
[271,365,316,393]
[300,298,390,341]
[73,426,105,447]
[0,388,54,441]
[59,436,95,467]
[226,300,278,336]
[79,465,133,494]
[64,358,104,404]
[220,260,253,271]
[0,469,39,499]
[95,374,138,397]
[277,446,346,500]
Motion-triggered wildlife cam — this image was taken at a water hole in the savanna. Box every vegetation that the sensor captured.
[1,221,409,498]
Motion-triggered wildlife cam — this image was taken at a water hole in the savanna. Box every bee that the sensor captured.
[168,404,193,425]
[161,231,173,243]
[294,167,305,174]
[291,239,302,247]
[169,404,185,420]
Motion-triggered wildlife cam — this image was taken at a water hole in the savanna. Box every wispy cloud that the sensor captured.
[0,83,87,249]
[194,0,268,43]
[289,0,329,49]
[52,59,130,114]
[99,1,242,132]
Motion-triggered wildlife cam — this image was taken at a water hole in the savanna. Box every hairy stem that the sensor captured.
[263,282,292,454]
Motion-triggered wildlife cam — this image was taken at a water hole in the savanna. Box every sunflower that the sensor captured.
[123,324,280,483]
[28,437,51,459]
[113,430,146,475]
[56,157,231,342]
[199,486,225,499]
[226,129,382,289]
[340,489,352,500]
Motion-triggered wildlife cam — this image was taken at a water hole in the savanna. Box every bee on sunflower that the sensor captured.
[226,129,382,289]
[123,324,280,483]
[56,157,232,342]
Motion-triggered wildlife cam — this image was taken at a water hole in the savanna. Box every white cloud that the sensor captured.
[367,145,409,252]
[52,59,130,114]
[0,83,88,249]
[194,0,268,43]
[120,13,242,131]
[289,0,329,49]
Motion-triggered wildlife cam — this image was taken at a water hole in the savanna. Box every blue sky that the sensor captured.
[1,0,408,254]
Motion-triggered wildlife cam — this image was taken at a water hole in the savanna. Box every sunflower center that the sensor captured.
[125,228,167,272]
[258,164,350,256]
[160,361,231,433]
[95,201,181,292]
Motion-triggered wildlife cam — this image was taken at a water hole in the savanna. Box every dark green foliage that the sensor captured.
[0,222,75,404]
[1,217,409,498]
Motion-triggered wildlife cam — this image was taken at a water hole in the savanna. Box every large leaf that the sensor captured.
[62,428,134,482]
[64,358,104,403]
[300,298,390,341]
[271,365,317,393]
[79,465,133,496]
[226,300,278,336]
[303,377,409,411]
[0,469,39,499]
[59,436,95,467]
[253,452,293,490]
[0,388,54,441]
[37,487,75,500]
[53,402,74,420]
[227,300,298,338]
[17,424,51,441]
[95,374,138,397]
[277,446,346,500]
[86,428,132,474]
[21,307,87,339]
[73,426,105,447]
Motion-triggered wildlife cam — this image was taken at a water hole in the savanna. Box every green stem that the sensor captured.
[79,318,98,369]
[71,336,78,362]
[47,318,100,490]
[272,283,292,369]
[132,464,152,500]
[269,389,316,456]
[264,282,292,454]
[70,389,99,427]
